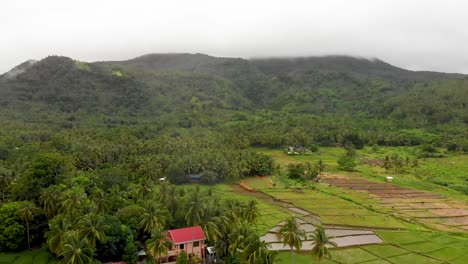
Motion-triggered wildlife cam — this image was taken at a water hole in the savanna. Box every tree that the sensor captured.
[184,195,205,226]
[310,225,337,263]
[0,166,13,203]
[200,170,218,185]
[11,152,73,201]
[176,250,189,264]
[0,202,26,251]
[59,187,89,218]
[276,216,306,264]
[139,202,168,234]
[146,227,173,264]
[40,185,64,218]
[17,201,39,249]
[316,159,325,178]
[243,200,259,223]
[58,230,94,264]
[78,213,110,247]
[337,156,356,172]
[382,155,391,173]
[45,214,72,255]
[201,218,222,242]
[123,234,138,264]
[390,154,403,173]
[243,234,274,264]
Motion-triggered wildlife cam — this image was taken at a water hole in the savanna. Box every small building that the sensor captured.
[165,226,206,262]
[187,174,201,183]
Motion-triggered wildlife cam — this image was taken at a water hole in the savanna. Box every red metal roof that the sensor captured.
[168,226,206,244]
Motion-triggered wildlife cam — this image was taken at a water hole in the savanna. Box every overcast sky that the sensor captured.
[2,0,468,74]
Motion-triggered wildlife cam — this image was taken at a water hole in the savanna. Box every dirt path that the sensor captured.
[322,173,468,233]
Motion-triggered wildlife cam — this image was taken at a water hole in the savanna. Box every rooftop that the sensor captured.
[168,226,206,244]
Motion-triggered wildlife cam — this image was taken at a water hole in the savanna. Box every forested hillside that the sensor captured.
[1,53,466,143]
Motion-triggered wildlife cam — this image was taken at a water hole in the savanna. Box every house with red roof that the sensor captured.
[163,226,206,263]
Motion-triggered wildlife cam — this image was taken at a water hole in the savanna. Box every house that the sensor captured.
[164,226,206,263]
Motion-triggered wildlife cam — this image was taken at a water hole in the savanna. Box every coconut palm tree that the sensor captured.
[59,230,94,264]
[40,185,63,217]
[243,234,274,264]
[316,159,325,178]
[59,188,88,218]
[88,188,110,215]
[78,213,110,247]
[184,195,205,226]
[45,214,72,255]
[139,201,167,233]
[310,225,337,263]
[277,216,306,264]
[166,185,179,217]
[201,218,222,242]
[243,200,259,223]
[146,227,173,264]
[17,201,39,249]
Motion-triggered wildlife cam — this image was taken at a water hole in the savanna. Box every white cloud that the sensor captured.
[1,0,468,73]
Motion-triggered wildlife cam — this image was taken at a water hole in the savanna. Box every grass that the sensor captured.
[255,146,468,199]
[0,249,58,264]
[261,188,406,229]
[376,230,468,262]
[386,253,443,263]
[330,247,378,263]
[360,244,408,258]
[243,176,271,189]
[276,251,337,264]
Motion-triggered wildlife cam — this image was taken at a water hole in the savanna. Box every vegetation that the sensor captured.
[0,53,466,263]
[310,225,337,263]
[277,217,306,264]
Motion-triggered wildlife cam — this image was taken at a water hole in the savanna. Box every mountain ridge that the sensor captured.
[0,53,466,129]
[3,53,466,76]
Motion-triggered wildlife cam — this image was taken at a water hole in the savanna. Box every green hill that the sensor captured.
[0,53,466,139]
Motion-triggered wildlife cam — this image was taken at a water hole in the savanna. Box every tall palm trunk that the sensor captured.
[291,246,294,264]
[26,221,30,249]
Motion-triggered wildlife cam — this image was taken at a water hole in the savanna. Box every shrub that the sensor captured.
[337,156,357,172]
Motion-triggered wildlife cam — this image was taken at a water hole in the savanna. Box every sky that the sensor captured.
[1,0,468,74]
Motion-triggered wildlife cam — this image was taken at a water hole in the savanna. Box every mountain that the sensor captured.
[1,59,38,79]
[0,53,467,128]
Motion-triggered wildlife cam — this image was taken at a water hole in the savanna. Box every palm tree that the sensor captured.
[277,216,306,264]
[17,201,39,249]
[310,225,337,263]
[139,202,167,233]
[228,222,251,255]
[243,234,273,264]
[184,196,205,226]
[40,185,63,217]
[59,230,94,264]
[316,160,325,178]
[78,213,110,247]
[166,185,179,217]
[201,218,222,242]
[90,189,110,215]
[45,214,71,255]
[59,188,88,218]
[243,200,259,223]
[146,227,173,264]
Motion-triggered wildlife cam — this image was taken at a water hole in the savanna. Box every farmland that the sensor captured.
[236,146,468,263]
